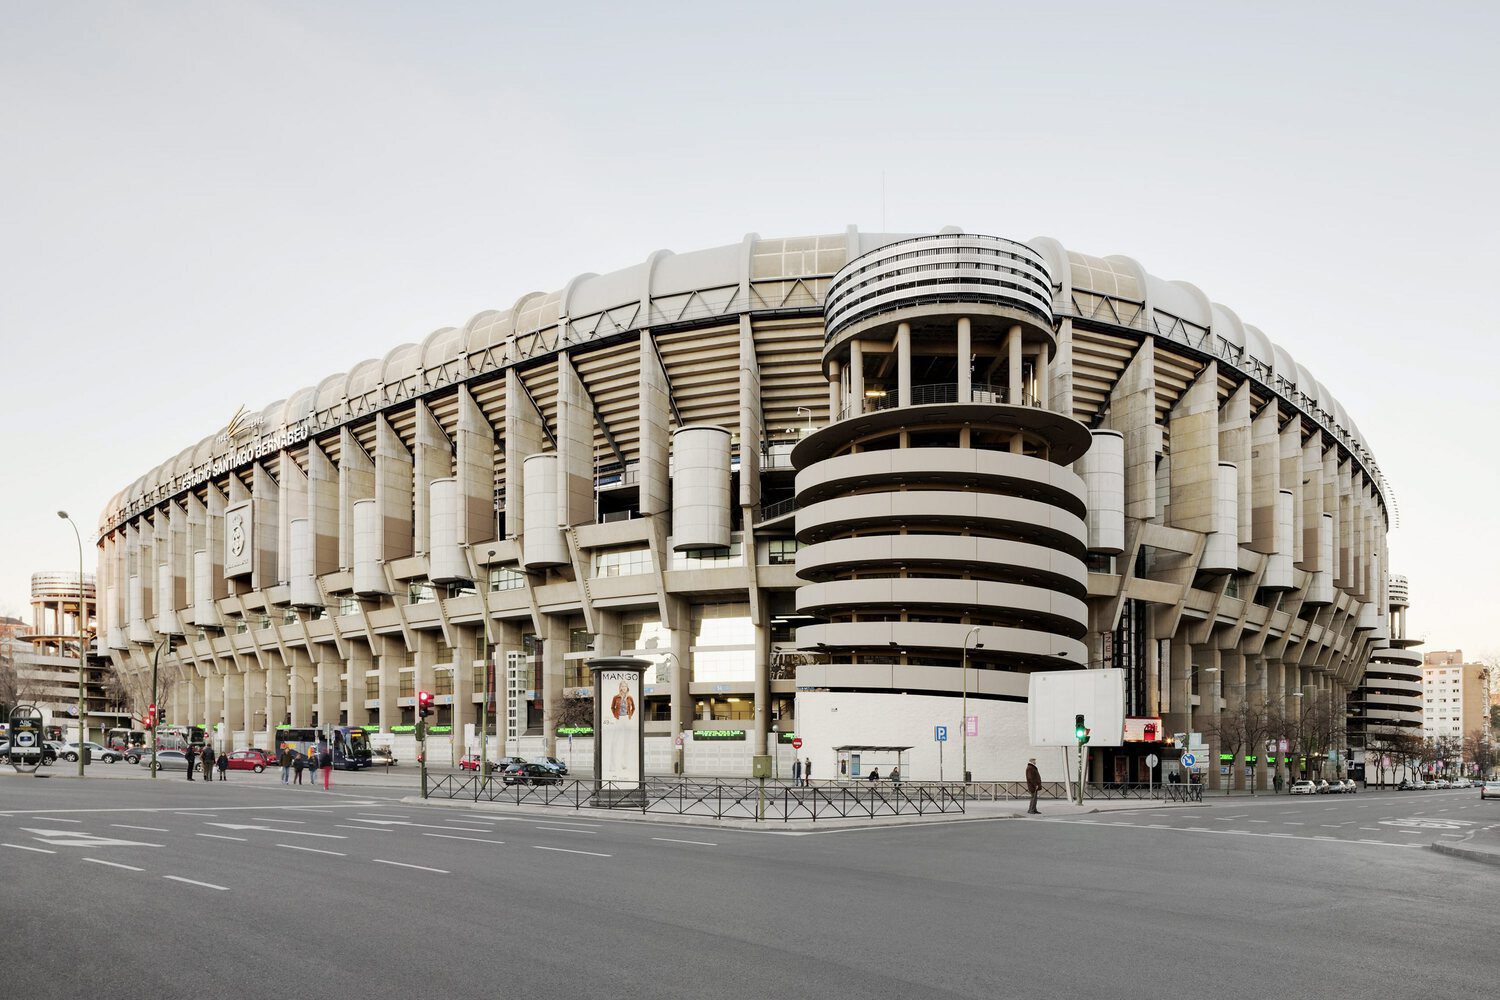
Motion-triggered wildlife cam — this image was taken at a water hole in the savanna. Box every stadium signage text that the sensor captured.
[114,419,310,522]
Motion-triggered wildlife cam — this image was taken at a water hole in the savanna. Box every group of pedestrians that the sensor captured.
[789,757,814,787]
[279,744,332,789]
[183,744,228,782]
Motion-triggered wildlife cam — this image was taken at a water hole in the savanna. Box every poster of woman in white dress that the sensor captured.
[599,669,641,783]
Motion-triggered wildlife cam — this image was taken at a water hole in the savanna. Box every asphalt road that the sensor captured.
[1,776,1494,1000]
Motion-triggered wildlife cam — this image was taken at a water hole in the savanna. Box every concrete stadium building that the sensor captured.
[96,228,1403,785]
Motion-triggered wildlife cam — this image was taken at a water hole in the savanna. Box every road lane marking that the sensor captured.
[251,817,305,824]
[197,833,247,842]
[535,826,595,834]
[163,875,229,891]
[84,858,143,871]
[20,828,162,848]
[205,823,345,839]
[347,819,494,833]
[336,825,390,832]
[1284,822,1305,826]
[279,844,346,856]
[373,859,449,873]
[32,817,82,823]
[424,833,507,845]
[653,838,718,846]
[533,846,611,858]
[355,814,410,819]
[174,812,218,817]
[1249,820,1269,824]
[3,843,55,853]
[112,824,170,832]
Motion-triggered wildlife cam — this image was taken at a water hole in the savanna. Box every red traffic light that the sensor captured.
[417,690,434,718]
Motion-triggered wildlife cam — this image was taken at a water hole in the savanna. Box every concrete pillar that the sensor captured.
[377,636,404,734]
[848,340,864,414]
[1006,325,1022,403]
[315,659,341,727]
[753,597,771,757]
[243,668,266,743]
[540,616,567,758]
[290,661,314,727]
[828,360,842,422]
[222,672,245,745]
[956,317,972,401]
[668,624,691,773]
[895,322,912,407]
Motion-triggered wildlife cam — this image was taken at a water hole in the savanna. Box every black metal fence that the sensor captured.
[423,774,966,822]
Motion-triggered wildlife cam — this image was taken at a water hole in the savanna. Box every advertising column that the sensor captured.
[590,656,648,807]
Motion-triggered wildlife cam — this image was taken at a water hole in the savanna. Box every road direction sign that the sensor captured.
[1146,753,1159,768]
[791,737,802,750]
[1180,752,1196,768]
[934,726,948,743]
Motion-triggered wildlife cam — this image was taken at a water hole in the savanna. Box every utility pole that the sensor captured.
[58,512,87,777]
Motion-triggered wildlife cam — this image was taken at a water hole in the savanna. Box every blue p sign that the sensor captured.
[935,726,948,742]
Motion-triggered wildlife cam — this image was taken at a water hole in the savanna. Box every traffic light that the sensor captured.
[146,704,157,729]
[1074,713,1090,745]
[417,690,434,719]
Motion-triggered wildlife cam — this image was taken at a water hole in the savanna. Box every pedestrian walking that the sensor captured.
[201,744,214,782]
[306,749,319,788]
[280,746,292,784]
[1273,773,1283,794]
[293,752,305,785]
[1025,757,1043,814]
[216,752,228,780]
[804,758,812,786]
[322,747,332,790]
[792,758,802,786]
[185,743,195,781]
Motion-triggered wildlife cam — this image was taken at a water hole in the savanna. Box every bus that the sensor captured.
[155,725,206,751]
[106,728,148,751]
[273,725,373,770]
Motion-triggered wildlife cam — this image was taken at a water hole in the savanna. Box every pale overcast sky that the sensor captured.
[2,2,1496,656]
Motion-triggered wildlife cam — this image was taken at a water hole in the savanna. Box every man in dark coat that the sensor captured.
[1025,757,1043,814]
[201,744,214,782]
[185,743,195,780]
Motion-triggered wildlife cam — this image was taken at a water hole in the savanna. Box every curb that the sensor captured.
[1428,841,1500,868]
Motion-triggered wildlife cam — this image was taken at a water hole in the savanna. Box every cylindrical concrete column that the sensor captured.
[1202,462,1240,573]
[828,360,842,421]
[289,518,321,607]
[192,550,220,626]
[896,322,912,407]
[352,499,385,595]
[671,425,732,550]
[427,477,469,584]
[957,317,972,401]
[1263,489,1294,590]
[1007,324,1023,403]
[848,340,864,415]
[1080,430,1125,554]
[522,453,568,568]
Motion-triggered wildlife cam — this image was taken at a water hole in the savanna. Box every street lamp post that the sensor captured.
[57,511,87,778]
[961,626,982,784]
[479,548,496,778]
[657,651,681,774]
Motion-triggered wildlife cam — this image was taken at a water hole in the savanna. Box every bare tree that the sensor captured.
[1462,728,1495,780]
[0,635,39,718]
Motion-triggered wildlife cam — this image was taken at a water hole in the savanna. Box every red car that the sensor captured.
[225,749,276,773]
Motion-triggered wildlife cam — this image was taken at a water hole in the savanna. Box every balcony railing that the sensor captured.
[836,381,1038,421]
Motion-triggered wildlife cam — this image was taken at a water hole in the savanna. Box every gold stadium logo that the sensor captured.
[216,405,264,447]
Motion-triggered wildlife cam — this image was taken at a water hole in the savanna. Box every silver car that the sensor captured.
[137,749,193,771]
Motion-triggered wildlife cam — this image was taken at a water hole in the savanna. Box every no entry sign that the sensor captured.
[791,738,803,750]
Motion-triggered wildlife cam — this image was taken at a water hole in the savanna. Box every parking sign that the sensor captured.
[934,726,948,743]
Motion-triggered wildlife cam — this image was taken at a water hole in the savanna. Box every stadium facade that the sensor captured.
[96,227,1404,784]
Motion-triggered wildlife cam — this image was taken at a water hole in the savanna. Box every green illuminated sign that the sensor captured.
[429,726,451,735]
[693,729,746,741]
[776,731,797,744]
[390,725,415,734]
[557,726,594,736]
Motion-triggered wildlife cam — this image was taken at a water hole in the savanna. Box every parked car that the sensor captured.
[1431,778,1450,789]
[225,749,275,773]
[1290,780,1317,795]
[459,754,502,772]
[501,762,562,786]
[139,749,192,771]
[1480,781,1500,801]
[0,740,59,765]
[60,741,123,763]
[532,755,570,775]
[1341,778,1357,793]
[1451,778,1472,789]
